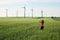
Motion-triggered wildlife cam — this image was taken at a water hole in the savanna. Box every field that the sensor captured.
[0,18,60,40]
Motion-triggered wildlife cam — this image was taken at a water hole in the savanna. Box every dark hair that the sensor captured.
[41,20,44,23]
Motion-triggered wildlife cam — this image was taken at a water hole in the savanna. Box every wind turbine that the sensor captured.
[24,6,26,18]
[31,8,33,18]
[6,9,8,17]
[16,10,18,17]
[41,10,43,18]
[21,4,26,18]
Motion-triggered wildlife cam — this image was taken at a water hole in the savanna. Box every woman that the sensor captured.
[40,20,44,30]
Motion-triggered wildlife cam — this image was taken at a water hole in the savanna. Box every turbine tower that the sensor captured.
[31,8,33,18]
[41,10,43,18]
[6,9,8,17]
[24,6,26,18]
[16,10,18,17]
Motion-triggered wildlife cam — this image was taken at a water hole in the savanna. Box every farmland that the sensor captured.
[0,18,60,40]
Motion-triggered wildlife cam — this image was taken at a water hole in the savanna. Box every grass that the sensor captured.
[0,18,60,40]
[51,17,60,21]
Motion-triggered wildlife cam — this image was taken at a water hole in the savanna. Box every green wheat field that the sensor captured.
[0,18,60,40]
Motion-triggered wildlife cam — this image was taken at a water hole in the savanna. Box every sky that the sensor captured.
[0,0,60,17]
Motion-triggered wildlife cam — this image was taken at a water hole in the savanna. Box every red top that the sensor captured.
[40,21,44,27]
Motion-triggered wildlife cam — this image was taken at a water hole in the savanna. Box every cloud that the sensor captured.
[0,0,26,4]
[30,0,60,2]
[0,0,60,5]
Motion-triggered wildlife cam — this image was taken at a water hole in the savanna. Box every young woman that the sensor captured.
[40,20,44,30]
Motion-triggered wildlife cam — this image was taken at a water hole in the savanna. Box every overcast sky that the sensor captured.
[0,0,60,17]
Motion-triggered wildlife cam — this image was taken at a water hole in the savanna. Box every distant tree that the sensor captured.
[37,17,41,18]
[55,16,56,18]
[51,16,54,18]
